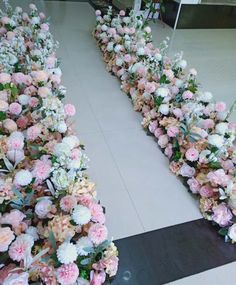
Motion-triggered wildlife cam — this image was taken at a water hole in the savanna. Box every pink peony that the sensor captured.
[35,199,53,219]
[185,147,199,162]
[187,178,200,194]
[57,263,79,285]
[26,125,41,141]
[60,195,77,212]
[9,234,33,262]
[215,102,226,112]
[7,136,24,150]
[0,227,15,252]
[9,103,22,115]
[144,82,156,94]
[212,204,232,226]
[64,103,76,117]
[167,126,179,138]
[88,224,108,245]
[0,209,26,228]
[90,203,105,224]
[2,272,29,285]
[0,73,11,84]
[199,185,214,198]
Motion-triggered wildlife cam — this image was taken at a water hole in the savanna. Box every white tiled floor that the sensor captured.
[2,1,236,283]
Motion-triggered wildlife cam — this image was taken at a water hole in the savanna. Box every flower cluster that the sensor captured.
[94,8,236,241]
[0,3,118,285]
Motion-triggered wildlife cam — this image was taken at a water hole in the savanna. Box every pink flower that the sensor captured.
[9,103,22,115]
[2,272,29,285]
[26,125,41,141]
[167,126,179,138]
[215,102,226,112]
[39,12,46,20]
[164,144,173,159]
[90,203,105,224]
[207,169,230,187]
[180,163,196,177]
[199,185,214,198]
[0,73,11,84]
[16,116,28,129]
[102,256,119,276]
[9,234,34,262]
[38,86,51,98]
[46,56,56,68]
[60,195,77,212]
[0,264,16,284]
[119,10,126,16]
[64,104,76,117]
[182,90,193,100]
[7,150,25,164]
[95,10,101,16]
[144,82,156,94]
[7,136,24,150]
[0,99,9,111]
[35,199,53,219]
[124,54,132,63]
[32,158,52,181]
[3,119,17,132]
[154,128,163,138]
[158,134,168,148]
[90,271,106,285]
[57,263,79,285]
[148,121,158,133]
[202,119,214,130]
[51,74,61,85]
[185,147,199,162]
[187,178,200,194]
[0,227,15,252]
[41,23,49,31]
[29,97,39,108]
[0,209,26,228]
[173,108,183,119]
[212,204,232,227]
[88,224,108,245]
[31,70,48,83]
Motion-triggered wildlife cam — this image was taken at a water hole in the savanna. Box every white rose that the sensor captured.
[159,104,169,115]
[52,169,70,190]
[54,142,71,157]
[137,47,145,56]
[228,224,236,242]
[57,121,67,133]
[208,134,224,148]
[62,136,80,150]
[114,45,122,53]
[175,79,183,88]
[101,24,108,31]
[116,58,124,66]
[156,87,169,98]
[35,199,52,219]
[107,42,114,52]
[203,91,213,102]
[215,122,228,135]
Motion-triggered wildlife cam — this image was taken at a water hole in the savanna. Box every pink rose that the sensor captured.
[35,199,53,219]
[38,86,51,98]
[187,178,200,194]
[212,204,232,227]
[199,185,214,198]
[215,102,226,112]
[180,163,196,177]
[158,134,168,148]
[31,70,48,83]
[154,128,163,138]
[3,119,17,132]
[173,108,183,119]
[16,116,28,129]
[0,227,15,252]
[40,23,49,31]
[9,103,22,115]
[60,195,77,212]
[185,147,199,162]
[29,97,39,107]
[167,126,179,138]
[124,54,132,63]
[90,203,105,224]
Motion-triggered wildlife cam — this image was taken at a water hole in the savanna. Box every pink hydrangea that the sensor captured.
[167,126,179,138]
[60,195,77,212]
[212,204,232,226]
[185,147,199,162]
[57,263,79,285]
[0,227,15,252]
[26,125,41,141]
[88,224,108,245]
[9,102,22,115]
[64,103,76,117]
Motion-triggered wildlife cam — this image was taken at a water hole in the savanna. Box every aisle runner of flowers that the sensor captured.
[0,3,118,285]
[94,8,236,241]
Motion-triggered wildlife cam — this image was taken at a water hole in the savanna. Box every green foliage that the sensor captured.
[154,96,164,107]
[0,111,6,121]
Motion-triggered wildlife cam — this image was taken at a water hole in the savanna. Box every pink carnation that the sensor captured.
[212,204,232,227]
[88,224,108,245]
[0,227,15,252]
[27,125,41,141]
[9,102,22,115]
[32,158,52,181]
[57,263,79,285]
[167,126,179,138]
[9,234,33,262]
[90,203,105,224]
[64,104,76,117]
[60,195,77,212]
[185,147,199,162]
[215,102,226,112]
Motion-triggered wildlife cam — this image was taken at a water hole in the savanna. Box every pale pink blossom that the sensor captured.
[95,10,101,16]
[158,134,168,148]
[185,147,199,162]
[90,271,106,285]
[167,126,179,138]
[164,144,173,159]
[2,272,29,285]
[119,10,125,16]
[60,195,77,212]
[88,224,108,245]
[57,263,79,285]
[38,86,51,98]
[0,99,9,112]
[202,119,214,130]
[9,234,33,262]
[90,203,105,224]
[0,73,11,84]
[64,103,76,117]
[148,121,158,133]
[9,103,22,115]
[0,227,15,252]
[0,209,26,228]
[180,163,196,177]
[199,185,214,198]
[26,125,41,141]
[32,158,52,181]
[215,102,226,112]
[3,119,17,132]
[212,204,232,226]
[187,178,200,194]
[207,169,230,187]
[154,128,163,138]
[144,82,156,94]
[182,90,193,100]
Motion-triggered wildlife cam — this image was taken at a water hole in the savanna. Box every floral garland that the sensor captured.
[0,3,118,285]
[94,8,236,242]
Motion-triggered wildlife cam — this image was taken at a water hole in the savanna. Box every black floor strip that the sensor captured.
[112,219,236,285]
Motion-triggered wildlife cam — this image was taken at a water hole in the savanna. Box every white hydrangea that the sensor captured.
[159,104,169,115]
[156,87,169,98]
[208,134,224,148]
[56,121,67,133]
[137,47,145,56]
[177,59,187,69]
[54,142,71,157]
[76,236,94,256]
[57,242,78,264]
[15,170,32,186]
[51,168,70,190]
[62,136,80,150]
[215,122,228,135]
[198,91,213,103]
[72,205,91,225]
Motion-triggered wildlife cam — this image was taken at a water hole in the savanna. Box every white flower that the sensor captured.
[114,44,122,53]
[154,53,162,61]
[107,42,114,52]
[35,199,52,219]
[54,142,71,157]
[177,59,187,69]
[175,79,183,88]
[217,111,227,121]
[7,150,25,164]
[228,224,236,242]
[159,104,169,115]
[57,242,78,264]
[18,94,30,105]
[137,47,145,56]
[3,272,29,285]
[76,237,93,256]
[156,87,169,98]
[72,205,91,225]
[57,121,67,133]
[15,170,32,186]
[101,24,108,31]
[208,134,224,148]
[52,169,70,190]
[31,16,40,25]
[62,136,80,150]
[215,122,228,135]
[199,91,212,103]
[116,58,123,66]
[76,278,90,285]
[26,226,39,241]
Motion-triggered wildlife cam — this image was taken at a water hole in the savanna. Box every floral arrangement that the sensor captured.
[94,8,236,241]
[0,2,118,285]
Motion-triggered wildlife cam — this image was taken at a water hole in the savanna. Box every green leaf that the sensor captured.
[0,111,6,121]
[80,257,93,266]
[208,161,222,170]
[154,96,164,107]
[49,231,57,252]
[160,74,167,84]
[218,227,228,236]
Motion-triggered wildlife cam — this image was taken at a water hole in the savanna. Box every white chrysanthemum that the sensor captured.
[208,134,224,148]
[215,122,228,135]
[62,136,80,150]
[57,242,78,264]
[72,205,91,225]
[156,87,169,98]
[15,170,32,186]
[54,142,71,157]
[76,236,93,256]
[159,104,169,115]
